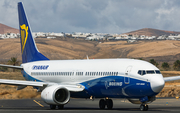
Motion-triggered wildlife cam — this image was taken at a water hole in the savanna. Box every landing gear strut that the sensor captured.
[140,104,148,111]
[99,99,113,109]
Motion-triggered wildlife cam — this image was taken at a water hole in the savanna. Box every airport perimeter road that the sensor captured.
[0,98,180,113]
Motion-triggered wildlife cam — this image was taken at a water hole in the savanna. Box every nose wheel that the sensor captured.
[99,99,113,109]
[140,104,148,111]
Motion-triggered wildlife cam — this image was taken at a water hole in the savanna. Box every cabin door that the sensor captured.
[124,66,132,84]
[71,71,76,82]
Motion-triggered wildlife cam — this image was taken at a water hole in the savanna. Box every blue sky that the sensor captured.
[1,0,180,34]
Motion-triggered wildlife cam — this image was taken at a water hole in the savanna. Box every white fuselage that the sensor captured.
[22,58,165,97]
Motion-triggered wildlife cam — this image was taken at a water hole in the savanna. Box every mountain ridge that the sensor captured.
[124,28,180,36]
[1,23,180,37]
[0,23,19,34]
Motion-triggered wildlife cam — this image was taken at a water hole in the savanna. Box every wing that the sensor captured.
[0,64,23,70]
[0,79,84,92]
[0,64,84,92]
[0,79,46,86]
[164,76,180,82]
[58,84,85,92]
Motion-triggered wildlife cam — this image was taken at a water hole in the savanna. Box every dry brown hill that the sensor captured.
[125,28,180,36]
[0,23,19,34]
[0,38,99,62]
[1,38,180,69]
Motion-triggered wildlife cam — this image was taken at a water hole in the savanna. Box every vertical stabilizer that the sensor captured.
[18,2,49,63]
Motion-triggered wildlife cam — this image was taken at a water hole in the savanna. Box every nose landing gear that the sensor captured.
[140,104,148,111]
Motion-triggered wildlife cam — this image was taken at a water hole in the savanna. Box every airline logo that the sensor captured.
[20,24,28,54]
[32,65,49,70]
[105,81,123,89]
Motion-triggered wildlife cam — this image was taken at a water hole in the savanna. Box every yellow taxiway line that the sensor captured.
[33,100,44,107]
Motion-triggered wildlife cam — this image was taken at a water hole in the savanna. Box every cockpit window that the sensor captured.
[142,70,146,75]
[155,70,161,74]
[138,70,141,75]
[138,70,146,75]
[138,70,161,75]
[146,70,155,74]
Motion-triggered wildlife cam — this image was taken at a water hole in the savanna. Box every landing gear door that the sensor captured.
[124,66,132,84]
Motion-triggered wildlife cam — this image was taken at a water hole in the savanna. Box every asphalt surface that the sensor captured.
[0,98,180,113]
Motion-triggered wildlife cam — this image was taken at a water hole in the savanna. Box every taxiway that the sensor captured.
[0,98,179,113]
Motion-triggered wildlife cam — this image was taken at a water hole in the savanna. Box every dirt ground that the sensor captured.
[0,71,180,99]
[156,83,180,97]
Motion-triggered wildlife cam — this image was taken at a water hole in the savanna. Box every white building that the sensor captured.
[48,32,65,37]
[86,34,104,40]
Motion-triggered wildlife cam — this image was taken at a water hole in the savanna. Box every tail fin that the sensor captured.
[18,2,49,63]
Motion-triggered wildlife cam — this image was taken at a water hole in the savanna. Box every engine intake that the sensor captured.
[41,85,70,105]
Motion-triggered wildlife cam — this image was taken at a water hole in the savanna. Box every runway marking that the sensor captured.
[33,100,44,107]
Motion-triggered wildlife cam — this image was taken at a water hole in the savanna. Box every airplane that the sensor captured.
[0,2,180,111]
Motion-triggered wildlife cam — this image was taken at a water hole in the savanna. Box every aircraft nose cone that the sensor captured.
[150,75,165,93]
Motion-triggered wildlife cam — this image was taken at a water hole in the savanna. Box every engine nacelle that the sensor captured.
[41,85,70,105]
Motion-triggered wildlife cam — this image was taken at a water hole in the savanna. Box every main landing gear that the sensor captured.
[99,99,113,109]
[50,104,64,110]
[140,104,148,111]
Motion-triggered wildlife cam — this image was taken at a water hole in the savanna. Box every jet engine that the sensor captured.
[41,85,70,105]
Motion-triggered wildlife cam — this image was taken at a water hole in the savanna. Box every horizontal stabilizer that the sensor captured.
[164,76,180,82]
[0,64,23,70]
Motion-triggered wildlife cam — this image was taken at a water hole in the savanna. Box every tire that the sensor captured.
[106,99,113,109]
[145,105,148,111]
[140,104,148,111]
[99,99,106,109]
[50,105,56,109]
[58,105,64,109]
